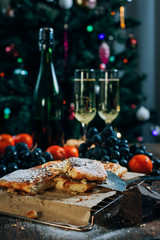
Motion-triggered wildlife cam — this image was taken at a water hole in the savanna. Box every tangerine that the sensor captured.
[128,154,153,174]
[63,146,79,159]
[46,145,66,160]
[0,134,15,156]
[14,133,33,148]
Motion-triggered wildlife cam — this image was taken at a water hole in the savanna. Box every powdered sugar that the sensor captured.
[0,166,52,183]
[66,157,107,181]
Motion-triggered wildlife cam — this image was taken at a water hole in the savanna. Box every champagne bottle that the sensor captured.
[33,27,63,150]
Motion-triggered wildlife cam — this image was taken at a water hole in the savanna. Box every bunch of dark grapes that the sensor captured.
[79,125,160,175]
[0,142,53,177]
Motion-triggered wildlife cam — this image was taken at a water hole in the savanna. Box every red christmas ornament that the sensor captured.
[5,43,15,54]
[0,72,5,77]
[68,103,75,120]
[6,7,14,17]
[137,136,143,142]
[83,0,97,9]
[99,42,110,65]
[131,104,137,109]
[5,43,19,58]
[99,63,106,70]
[13,51,19,58]
[64,24,69,67]
[127,34,138,49]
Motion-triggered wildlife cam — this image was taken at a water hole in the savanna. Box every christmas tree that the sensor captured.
[0,0,155,142]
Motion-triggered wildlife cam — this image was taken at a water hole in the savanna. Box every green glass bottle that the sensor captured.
[33,27,63,150]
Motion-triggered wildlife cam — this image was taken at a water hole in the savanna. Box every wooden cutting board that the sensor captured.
[0,172,143,227]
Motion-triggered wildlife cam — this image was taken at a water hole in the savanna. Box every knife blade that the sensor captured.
[97,170,126,192]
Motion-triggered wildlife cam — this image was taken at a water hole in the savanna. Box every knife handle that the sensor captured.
[126,176,160,188]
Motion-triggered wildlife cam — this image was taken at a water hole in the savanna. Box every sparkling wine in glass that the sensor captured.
[74,69,97,139]
[98,69,120,124]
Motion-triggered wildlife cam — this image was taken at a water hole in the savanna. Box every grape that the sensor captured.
[79,143,88,154]
[116,139,121,145]
[86,140,93,147]
[119,147,130,156]
[36,157,46,165]
[110,159,119,164]
[15,159,21,167]
[29,161,37,168]
[7,163,19,173]
[135,149,145,155]
[6,150,18,162]
[34,148,43,155]
[130,144,139,154]
[101,125,114,140]
[19,150,31,161]
[151,160,155,169]
[113,145,119,151]
[119,139,128,145]
[153,158,160,169]
[126,153,133,161]
[16,142,28,151]
[139,145,146,152]
[110,150,121,160]
[92,134,101,144]
[1,156,9,166]
[85,148,107,160]
[5,146,18,162]
[107,136,117,147]
[145,152,153,160]
[120,159,128,168]
[118,142,129,149]
[21,161,30,169]
[0,143,56,176]
[43,151,53,162]
[85,148,95,159]
[101,155,110,162]
[84,126,156,175]
[101,142,108,149]
[79,153,84,158]
[86,127,98,139]
[31,149,42,160]
[0,164,7,177]
[5,145,16,154]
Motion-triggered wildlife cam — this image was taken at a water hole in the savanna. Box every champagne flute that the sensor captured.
[74,69,97,140]
[98,69,120,125]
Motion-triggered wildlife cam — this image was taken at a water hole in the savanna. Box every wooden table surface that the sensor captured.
[0,143,160,240]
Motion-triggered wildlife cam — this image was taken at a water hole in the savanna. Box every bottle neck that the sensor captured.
[38,43,59,94]
[40,44,53,65]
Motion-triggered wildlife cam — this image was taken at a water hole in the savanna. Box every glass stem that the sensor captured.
[82,123,87,140]
[105,121,111,127]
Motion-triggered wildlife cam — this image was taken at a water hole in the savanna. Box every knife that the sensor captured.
[97,170,127,192]
[98,172,160,192]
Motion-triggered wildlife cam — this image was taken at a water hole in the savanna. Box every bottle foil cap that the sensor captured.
[39,27,54,49]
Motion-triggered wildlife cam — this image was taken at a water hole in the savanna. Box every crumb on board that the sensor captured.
[26,210,38,219]
[75,197,83,202]
[140,223,146,228]
[10,224,25,230]
[11,224,17,227]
